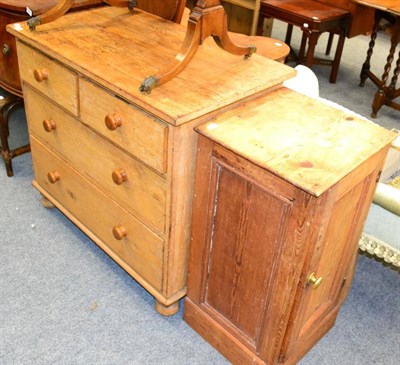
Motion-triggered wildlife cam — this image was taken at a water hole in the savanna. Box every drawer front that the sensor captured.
[25,86,167,233]
[16,41,78,115]
[31,136,164,291]
[80,78,168,174]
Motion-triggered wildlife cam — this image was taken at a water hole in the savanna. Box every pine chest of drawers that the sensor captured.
[8,6,295,314]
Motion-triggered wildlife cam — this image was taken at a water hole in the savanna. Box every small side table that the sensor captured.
[358,2,400,117]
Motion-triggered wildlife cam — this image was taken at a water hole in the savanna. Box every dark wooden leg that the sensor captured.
[298,32,308,64]
[0,96,28,177]
[256,13,265,35]
[329,29,346,83]
[285,24,293,47]
[325,33,334,55]
[304,32,320,68]
[371,19,399,118]
[386,19,400,111]
[360,11,381,87]
[386,51,400,111]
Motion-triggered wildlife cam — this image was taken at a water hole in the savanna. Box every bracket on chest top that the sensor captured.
[139,0,257,94]
[27,0,256,94]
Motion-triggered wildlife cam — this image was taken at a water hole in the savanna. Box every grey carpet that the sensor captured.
[1,19,399,365]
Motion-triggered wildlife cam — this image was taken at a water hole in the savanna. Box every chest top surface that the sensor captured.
[7,6,295,125]
[196,87,396,196]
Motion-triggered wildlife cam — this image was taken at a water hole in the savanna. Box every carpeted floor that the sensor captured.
[1,16,399,365]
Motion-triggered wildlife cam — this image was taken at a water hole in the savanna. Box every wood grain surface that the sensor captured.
[196,87,396,196]
[7,6,295,125]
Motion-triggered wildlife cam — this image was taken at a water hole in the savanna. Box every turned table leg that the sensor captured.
[154,300,180,316]
[360,11,381,87]
[371,17,400,118]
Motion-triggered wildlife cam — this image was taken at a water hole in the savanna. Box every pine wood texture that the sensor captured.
[24,85,167,234]
[10,6,293,314]
[17,42,78,114]
[196,87,395,197]
[79,78,169,174]
[7,6,295,125]
[31,136,164,291]
[185,95,395,363]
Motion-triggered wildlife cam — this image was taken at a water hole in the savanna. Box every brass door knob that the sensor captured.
[34,68,48,82]
[105,113,123,130]
[113,225,127,240]
[112,168,128,185]
[307,272,323,289]
[43,119,56,132]
[47,171,60,184]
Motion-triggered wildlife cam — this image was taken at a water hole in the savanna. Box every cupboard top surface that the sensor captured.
[196,87,396,196]
[7,6,295,125]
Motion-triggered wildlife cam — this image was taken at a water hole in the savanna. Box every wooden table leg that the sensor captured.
[0,95,29,177]
[371,16,400,117]
[360,11,381,87]
[330,28,346,83]
[304,32,320,68]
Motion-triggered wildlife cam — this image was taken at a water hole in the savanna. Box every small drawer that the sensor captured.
[79,78,168,174]
[31,136,164,291]
[17,41,78,115]
[25,85,167,233]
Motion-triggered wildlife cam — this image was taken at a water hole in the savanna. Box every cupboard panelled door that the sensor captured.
[205,163,291,346]
[189,141,315,361]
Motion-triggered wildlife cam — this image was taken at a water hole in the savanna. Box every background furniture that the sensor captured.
[8,5,294,315]
[184,87,395,365]
[257,0,352,83]
[228,32,290,62]
[358,0,400,117]
[221,0,261,35]
[181,7,290,63]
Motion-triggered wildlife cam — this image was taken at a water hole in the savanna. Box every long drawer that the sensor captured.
[31,136,164,291]
[80,78,169,174]
[25,85,167,233]
[17,41,78,115]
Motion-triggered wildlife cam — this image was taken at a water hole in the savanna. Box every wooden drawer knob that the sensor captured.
[34,68,48,82]
[113,225,128,240]
[112,168,128,185]
[43,119,56,132]
[105,113,123,130]
[47,171,60,184]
